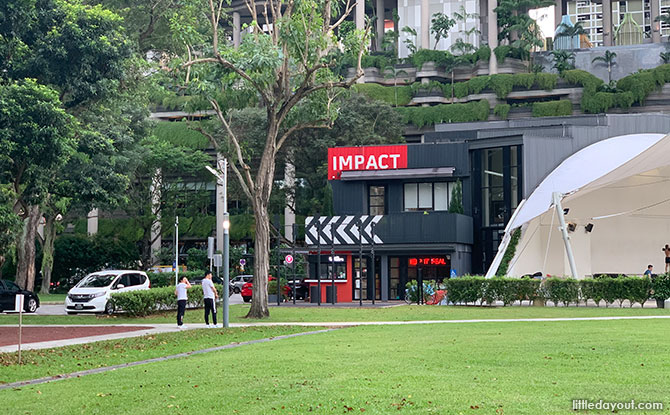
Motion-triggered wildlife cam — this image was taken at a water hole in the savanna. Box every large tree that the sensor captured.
[178,0,368,318]
[0,79,75,290]
[1,0,140,290]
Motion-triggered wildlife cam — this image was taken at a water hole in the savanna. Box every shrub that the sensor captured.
[186,248,208,272]
[651,274,670,300]
[544,278,580,306]
[409,49,454,69]
[617,70,657,104]
[394,100,489,128]
[532,100,572,117]
[453,82,469,98]
[468,76,490,95]
[486,278,518,306]
[489,74,514,99]
[494,103,511,120]
[494,45,512,63]
[352,83,413,106]
[446,276,485,304]
[535,73,558,90]
[110,284,222,316]
[514,73,535,90]
[623,277,652,307]
[598,277,623,307]
[475,45,491,62]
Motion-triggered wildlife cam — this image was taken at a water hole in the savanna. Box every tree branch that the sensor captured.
[276,119,331,150]
[208,99,256,196]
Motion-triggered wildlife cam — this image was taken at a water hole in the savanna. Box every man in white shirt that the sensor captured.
[175,276,191,328]
[202,271,219,328]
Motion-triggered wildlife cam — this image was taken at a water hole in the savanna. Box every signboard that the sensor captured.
[213,254,222,267]
[328,145,408,180]
[239,259,246,266]
[284,254,294,264]
[15,294,24,313]
[409,257,448,266]
[207,237,215,259]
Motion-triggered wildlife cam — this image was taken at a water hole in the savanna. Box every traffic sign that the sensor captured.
[239,259,246,266]
[284,254,294,264]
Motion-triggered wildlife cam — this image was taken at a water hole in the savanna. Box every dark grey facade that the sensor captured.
[305,113,670,302]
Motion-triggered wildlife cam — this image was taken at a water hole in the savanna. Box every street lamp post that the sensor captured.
[207,160,230,328]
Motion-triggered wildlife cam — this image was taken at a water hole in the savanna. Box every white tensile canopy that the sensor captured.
[486,133,670,278]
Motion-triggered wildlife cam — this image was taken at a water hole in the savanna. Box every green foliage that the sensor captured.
[617,71,657,104]
[154,121,209,149]
[651,274,670,300]
[445,276,485,304]
[494,103,511,120]
[551,50,576,74]
[395,100,490,128]
[0,186,21,256]
[531,100,572,117]
[110,284,223,316]
[52,234,140,287]
[430,12,456,49]
[497,228,521,275]
[489,74,515,98]
[468,76,490,95]
[146,271,204,287]
[409,49,454,69]
[543,278,580,306]
[453,82,469,98]
[535,73,558,90]
[476,45,491,62]
[446,276,541,306]
[561,69,604,93]
[186,248,208,272]
[352,84,413,107]
[405,279,438,303]
[448,179,464,214]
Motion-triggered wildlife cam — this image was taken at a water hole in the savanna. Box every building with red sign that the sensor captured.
[303,114,670,303]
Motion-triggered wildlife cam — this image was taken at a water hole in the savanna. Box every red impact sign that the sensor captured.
[328,145,408,180]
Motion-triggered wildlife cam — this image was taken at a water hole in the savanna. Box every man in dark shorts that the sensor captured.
[663,245,670,273]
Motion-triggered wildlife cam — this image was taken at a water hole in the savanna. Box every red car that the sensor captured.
[241,276,290,303]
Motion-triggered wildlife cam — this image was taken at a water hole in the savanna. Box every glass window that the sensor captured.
[418,183,432,209]
[434,182,449,211]
[404,183,417,210]
[369,186,385,215]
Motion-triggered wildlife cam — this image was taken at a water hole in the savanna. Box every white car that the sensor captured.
[65,270,150,314]
[230,275,254,294]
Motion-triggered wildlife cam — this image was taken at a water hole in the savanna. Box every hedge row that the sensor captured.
[444,276,668,307]
[395,100,490,128]
[352,83,413,107]
[110,284,224,316]
[531,100,572,117]
[454,73,559,99]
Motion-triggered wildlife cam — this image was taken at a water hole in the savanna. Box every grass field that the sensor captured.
[0,326,316,385]
[2,304,670,326]
[37,293,67,304]
[2,319,669,414]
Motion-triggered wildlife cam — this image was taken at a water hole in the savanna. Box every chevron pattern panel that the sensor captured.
[305,215,383,246]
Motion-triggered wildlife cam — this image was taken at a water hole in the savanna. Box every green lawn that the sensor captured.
[2,304,670,326]
[0,326,316,385]
[2,320,669,414]
[37,293,67,304]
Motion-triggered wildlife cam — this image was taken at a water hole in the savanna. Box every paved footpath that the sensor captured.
[2,314,670,353]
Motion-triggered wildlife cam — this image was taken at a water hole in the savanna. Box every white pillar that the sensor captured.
[651,0,661,43]
[150,170,162,264]
[87,209,99,236]
[421,0,430,49]
[284,158,296,242]
[488,0,498,74]
[356,0,365,31]
[376,0,385,50]
[233,12,241,48]
[602,0,612,46]
[216,154,225,254]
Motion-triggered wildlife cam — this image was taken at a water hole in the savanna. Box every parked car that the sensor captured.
[65,270,150,314]
[287,279,308,300]
[241,276,289,303]
[0,279,40,313]
[231,275,254,294]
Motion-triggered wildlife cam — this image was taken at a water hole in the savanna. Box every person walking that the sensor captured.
[202,271,219,328]
[663,245,670,273]
[175,276,191,329]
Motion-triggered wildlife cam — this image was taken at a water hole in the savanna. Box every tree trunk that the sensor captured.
[15,204,41,291]
[40,214,57,295]
[246,125,279,319]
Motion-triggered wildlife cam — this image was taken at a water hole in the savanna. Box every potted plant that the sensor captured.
[651,274,670,308]
[268,280,279,303]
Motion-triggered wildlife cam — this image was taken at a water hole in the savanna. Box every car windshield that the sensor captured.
[77,274,116,288]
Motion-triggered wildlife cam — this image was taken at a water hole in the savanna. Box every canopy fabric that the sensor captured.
[503,133,670,277]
